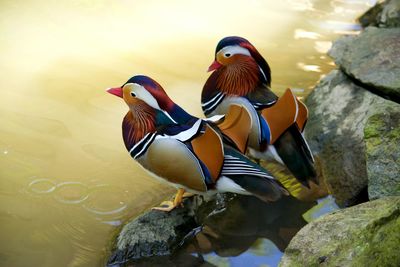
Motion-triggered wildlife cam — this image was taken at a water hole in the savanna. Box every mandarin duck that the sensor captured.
[201,36,317,187]
[107,75,288,211]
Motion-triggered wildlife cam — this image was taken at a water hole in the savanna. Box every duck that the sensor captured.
[201,36,317,187]
[107,75,288,211]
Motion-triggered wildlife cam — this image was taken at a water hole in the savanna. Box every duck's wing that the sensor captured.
[261,89,316,187]
[245,83,278,110]
[220,146,288,201]
[221,146,276,179]
[213,104,252,154]
[133,119,224,192]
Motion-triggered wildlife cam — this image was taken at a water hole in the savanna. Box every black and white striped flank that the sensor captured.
[129,132,157,159]
[221,154,274,179]
[202,92,225,115]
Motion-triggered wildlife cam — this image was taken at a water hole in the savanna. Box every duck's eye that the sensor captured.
[130,92,136,97]
[225,53,231,57]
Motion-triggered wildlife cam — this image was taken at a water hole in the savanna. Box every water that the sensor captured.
[197,196,339,267]
[119,195,339,267]
[0,1,374,266]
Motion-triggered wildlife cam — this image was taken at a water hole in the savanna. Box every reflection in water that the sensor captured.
[314,41,333,54]
[294,29,323,40]
[297,62,322,73]
[0,0,374,266]
[189,195,314,254]
[125,195,338,267]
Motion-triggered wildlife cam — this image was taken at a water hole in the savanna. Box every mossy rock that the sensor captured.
[305,70,400,207]
[364,110,400,200]
[279,197,400,267]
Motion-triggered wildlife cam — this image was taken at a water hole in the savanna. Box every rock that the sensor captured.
[279,197,400,267]
[364,110,400,200]
[305,70,400,207]
[358,0,400,28]
[358,1,385,27]
[107,195,204,266]
[107,193,320,266]
[329,27,400,102]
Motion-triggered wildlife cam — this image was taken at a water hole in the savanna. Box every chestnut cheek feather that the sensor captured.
[216,56,260,96]
[123,104,156,149]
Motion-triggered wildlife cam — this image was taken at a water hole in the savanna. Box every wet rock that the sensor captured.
[305,70,400,207]
[364,110,400,200]
[107,193,320,266]
[358,0,400,28]
[328,27,400,102]
[107,195,205,267]
[279,197,400,267]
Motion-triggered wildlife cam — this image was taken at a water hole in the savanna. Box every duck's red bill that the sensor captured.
[107,87,123,98]
[207,60,222,72]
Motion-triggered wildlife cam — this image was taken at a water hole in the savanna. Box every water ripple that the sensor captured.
[26,179,128,221]
[82,184,128,217]
[28,178,57,194]
[53,182,89,205]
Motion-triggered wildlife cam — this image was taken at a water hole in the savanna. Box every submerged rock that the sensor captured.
[329,27,400,102]
[358,0,400,28]
[279,197,400,267]
[364,110,400,200]
[305,70,400,207]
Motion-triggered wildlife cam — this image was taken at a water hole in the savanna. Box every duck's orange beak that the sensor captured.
[107,87,123,98]
[207,60,222,72]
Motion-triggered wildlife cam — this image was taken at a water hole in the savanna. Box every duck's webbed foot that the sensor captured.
[152,188,187,212]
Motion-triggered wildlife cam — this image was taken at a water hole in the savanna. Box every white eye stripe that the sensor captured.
[126,83,161,110]
[124,83,178,124]
[219,45,251,57]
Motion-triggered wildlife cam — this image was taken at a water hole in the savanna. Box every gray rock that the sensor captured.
[358,1,385,27]
[107,195,205,266]
[358,0,400,28]
[305,70,400,207]
[329,27,400,102]
[364,110,400,200]
[279,197,400,267]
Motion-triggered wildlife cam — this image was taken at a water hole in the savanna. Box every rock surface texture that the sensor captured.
[329,27,400,102]
[107,196,203,266]
[279,197,400,267]
[364,110,400,199]
[305,70,400,206]
[282,3,400,266]
[358,0,400,28]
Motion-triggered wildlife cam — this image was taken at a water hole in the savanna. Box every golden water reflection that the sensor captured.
[0,0,374,266]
